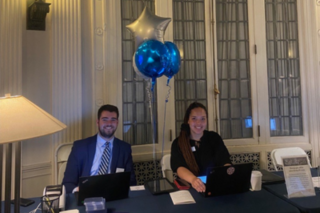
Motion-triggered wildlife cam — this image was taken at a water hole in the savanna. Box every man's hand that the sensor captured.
[72,186,79,193]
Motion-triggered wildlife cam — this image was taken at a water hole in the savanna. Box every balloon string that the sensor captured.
[161,84,171,165]
[146,80,157,178]
[130,0,134,20]
[166,77,171,86]
[165,84,171,103]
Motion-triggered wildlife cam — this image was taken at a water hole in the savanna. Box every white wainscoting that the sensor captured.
[22,162,52,198]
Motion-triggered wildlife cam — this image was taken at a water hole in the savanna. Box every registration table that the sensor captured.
[263,169,320,213]
[7,187,300,213]
[63,188,299,213]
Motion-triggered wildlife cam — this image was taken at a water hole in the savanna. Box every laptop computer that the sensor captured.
[203,163,253,197]
[77,172,131,206]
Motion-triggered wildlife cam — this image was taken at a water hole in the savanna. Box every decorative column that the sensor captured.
[92,0,106,121]
[0,0,22,96]
[51,0,82,146]
[313,0,320,161]
[91,0,123,131]
[302,0,320,163]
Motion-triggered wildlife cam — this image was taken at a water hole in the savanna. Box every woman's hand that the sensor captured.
[191,177,206,192]
[177,167,206,192]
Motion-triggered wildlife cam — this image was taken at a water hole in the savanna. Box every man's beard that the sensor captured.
[99,127,116,139]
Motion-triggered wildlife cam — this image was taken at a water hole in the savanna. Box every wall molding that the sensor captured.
[22,162,52,180]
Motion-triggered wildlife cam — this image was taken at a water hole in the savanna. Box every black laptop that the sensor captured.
[77,172,131,205]
[203,163,253,197]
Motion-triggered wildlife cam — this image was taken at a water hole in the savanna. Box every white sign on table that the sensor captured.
[282,155,315,198]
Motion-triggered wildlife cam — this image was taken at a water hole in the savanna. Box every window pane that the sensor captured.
[265,0,303,136]
[121,0,157,145]
[173,0,208,136]
[216,0,253,139]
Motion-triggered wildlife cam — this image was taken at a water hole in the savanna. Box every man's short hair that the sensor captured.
[97,104,119,119]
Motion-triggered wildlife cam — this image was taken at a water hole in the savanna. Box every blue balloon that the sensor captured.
[132,53,150,80]
[164,41,181,85]
[134,40,170,80]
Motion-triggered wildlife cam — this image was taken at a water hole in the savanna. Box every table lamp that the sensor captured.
[0,94,67,213]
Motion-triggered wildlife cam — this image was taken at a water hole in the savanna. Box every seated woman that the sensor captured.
[171,102,231,192]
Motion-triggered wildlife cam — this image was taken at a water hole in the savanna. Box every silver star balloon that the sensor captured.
[126,6,171,49]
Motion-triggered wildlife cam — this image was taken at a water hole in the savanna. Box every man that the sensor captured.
[62,104,136,193]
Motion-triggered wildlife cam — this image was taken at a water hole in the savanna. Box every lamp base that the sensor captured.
[2,142,21,213]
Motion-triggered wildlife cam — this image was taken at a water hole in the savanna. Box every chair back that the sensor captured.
[55,143,73,184]
[271,147,311,171]
[160,154,172,180]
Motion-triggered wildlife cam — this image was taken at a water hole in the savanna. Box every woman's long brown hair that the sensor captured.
[178,102,208,176]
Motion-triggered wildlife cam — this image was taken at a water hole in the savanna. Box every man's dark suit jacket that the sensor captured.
[62,134,136,193]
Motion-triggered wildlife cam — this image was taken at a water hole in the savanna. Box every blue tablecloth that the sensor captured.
[64,188,299,213]
[5,187,300,213]
[264,168,320,213]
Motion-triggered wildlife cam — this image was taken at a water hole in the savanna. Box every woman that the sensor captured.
[170,102,231,192]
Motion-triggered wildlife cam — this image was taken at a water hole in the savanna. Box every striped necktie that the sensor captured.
[98,141,111,175]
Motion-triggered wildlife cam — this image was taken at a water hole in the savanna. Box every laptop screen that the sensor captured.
[78,172,131,205]
[198,175,207,184]
[204,163,253,197]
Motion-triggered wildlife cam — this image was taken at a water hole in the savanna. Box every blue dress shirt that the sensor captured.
[90,134,114,175]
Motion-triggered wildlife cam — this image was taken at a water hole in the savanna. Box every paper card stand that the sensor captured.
[282,155,316,198]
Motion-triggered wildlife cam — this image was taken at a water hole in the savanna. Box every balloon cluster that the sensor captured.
[126,7,181,89]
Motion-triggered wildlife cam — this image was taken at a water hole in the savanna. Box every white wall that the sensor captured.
[1,0,83,198]
[21,0,55,198]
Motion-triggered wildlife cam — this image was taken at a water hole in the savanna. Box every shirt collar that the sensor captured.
[97,133,114,147]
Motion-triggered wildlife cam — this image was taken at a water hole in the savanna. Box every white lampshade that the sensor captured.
[0,95,67,144]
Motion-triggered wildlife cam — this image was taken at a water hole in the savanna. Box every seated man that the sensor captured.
[62,104,136,193]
